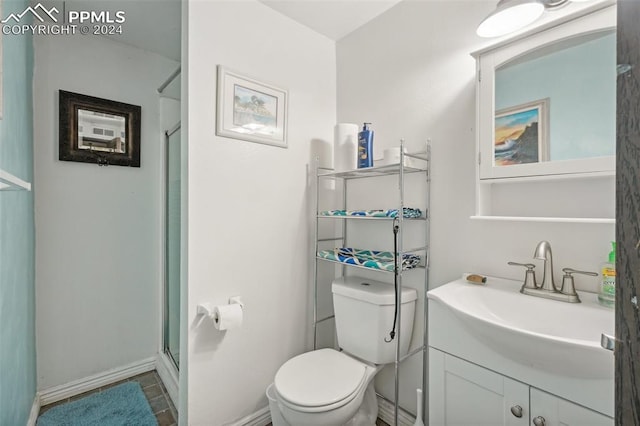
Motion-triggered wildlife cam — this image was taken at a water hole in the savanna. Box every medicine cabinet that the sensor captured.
[471,4,616,223]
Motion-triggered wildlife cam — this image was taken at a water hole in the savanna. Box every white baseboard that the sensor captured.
[39,357,156,406]
[156,352,179,406]
[226,406,271,426]
[222,394,415,426]
[224,394,416,426]
[26,393,41,426]
[377,395,416,426]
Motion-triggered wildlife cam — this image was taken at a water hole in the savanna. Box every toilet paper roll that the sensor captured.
[382,147,406,165]
[213,304,243,330]
[334,123,359,172]
[382,146,419,168]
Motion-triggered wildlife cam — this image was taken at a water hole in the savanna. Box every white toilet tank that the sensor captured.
[332,276,418,364]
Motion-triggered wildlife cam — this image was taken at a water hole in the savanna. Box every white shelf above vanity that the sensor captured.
[470,216,615,224]
[473,170,615,224]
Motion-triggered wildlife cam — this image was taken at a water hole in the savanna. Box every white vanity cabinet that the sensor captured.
[429,349,613,426]
[529,388,613,426]
[429,348,529,426]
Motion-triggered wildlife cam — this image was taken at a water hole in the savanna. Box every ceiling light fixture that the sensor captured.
[477,0,589,38]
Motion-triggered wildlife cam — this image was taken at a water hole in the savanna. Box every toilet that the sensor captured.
[271,276,418,426]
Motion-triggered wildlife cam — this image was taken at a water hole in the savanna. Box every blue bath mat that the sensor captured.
[37,382,157,426]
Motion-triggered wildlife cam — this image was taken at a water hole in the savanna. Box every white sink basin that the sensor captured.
[428,275,615,379]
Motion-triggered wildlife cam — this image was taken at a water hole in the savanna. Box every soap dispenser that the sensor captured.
[598,241,616,308]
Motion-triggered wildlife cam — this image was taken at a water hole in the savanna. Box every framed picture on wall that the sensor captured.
[216,66,288,148]
[494,98,549,166]
[59,90,141,167]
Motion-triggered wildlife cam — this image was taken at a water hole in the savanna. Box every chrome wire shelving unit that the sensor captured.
[312,140,431,426]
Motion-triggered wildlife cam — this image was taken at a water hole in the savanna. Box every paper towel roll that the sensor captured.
[213,304,243,330]
[334,123,359,172]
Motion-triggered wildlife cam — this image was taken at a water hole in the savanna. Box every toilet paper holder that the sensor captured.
[197,296,244,319]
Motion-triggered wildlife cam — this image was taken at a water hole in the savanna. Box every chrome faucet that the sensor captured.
[533,241,557,292]
[508,241,597,304]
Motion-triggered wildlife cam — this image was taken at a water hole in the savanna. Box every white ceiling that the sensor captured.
[260,0,403,40]
[97,0,181,62]
[35,0,182,62]
[34,0,401,63]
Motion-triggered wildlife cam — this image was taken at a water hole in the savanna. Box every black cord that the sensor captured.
[384,221,400,343]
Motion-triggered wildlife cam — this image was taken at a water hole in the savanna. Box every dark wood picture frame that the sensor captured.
[59,90,141,167]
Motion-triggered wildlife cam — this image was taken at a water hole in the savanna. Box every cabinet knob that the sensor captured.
[510,405,523,418]
[533,416,546,426]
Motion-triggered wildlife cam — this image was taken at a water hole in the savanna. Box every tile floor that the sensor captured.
[39,374,390,426]
[38,370,177,426]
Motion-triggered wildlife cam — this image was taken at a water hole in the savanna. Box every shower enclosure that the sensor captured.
[159,69,182,371]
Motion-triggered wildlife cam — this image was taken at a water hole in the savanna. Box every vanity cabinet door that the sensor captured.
[429,348,529,426]
[529,388,613,426]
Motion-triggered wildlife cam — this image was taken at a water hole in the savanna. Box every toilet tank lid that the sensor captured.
[332,276,418,305]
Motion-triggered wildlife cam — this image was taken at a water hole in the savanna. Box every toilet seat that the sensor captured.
[274,349,367,413]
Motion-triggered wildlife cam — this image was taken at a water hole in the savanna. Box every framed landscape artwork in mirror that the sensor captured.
[59,90,141,167]
[494,98,549,166]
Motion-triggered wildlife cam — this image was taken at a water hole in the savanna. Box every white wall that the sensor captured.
[337,0,615,414]
[186,0,336,423]
[33,34,178,389]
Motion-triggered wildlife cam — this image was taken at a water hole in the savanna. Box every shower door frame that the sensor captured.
[163,122,182,371]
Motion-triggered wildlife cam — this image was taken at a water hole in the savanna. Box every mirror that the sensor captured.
[474,6,616,180]
[495,30,615,164]
[59,90,141,167]
[77,109,127,154]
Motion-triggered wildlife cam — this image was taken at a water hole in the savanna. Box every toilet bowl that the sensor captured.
[273,349,381,426]
[271,276,417,426]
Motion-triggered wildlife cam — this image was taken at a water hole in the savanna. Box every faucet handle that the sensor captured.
[562,267,598,277]
[508,261,535,269]
[560,268,597,298]
[508,262,537,289]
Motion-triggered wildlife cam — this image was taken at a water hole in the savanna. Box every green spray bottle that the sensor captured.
[598,241,616,308]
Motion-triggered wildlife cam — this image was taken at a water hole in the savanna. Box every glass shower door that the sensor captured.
[165,124,181,369]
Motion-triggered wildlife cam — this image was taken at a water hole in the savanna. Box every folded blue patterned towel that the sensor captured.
[317,247,421,272]
[319,208,422,219]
